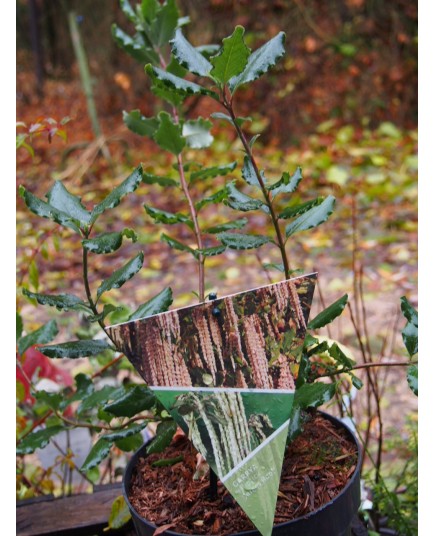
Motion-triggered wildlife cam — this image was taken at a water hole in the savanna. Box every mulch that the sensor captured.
[128,413,358,535]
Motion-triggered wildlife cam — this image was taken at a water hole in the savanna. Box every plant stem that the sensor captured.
[223,99,290,279]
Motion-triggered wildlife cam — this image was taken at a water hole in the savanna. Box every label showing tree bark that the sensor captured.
[107,273,317,536]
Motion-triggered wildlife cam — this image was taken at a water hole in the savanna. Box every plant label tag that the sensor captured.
[107,273,317,536]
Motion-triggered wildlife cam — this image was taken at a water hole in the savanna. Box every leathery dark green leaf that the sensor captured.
[97,252,144,299]
[17,319,59,356]
[38,339,112,359]
[170,28,212,76]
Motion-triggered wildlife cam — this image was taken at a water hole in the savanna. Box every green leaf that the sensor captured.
[195,185,230,210]
[241,156,262,187]
[145,65,219,100]
[210,26,250,84]
[225,182,269,213]
[111,25,159,64]
[229,31,286,92]
[82,231,135,255]
[81,438,111,472]
[153,111,185,155]
[119,0,137,22]
[204,217,248,234]
[38,339,112,359]
[17,320,59,356]
[46,181,91,226]
[170,28,212,76]
[141,0,159,22]
[328,342,355,369]
[97,253,144,299]
[142,171,178,187]
[146,420,177,454]
[279,198,324,220]
[407,364,418,396]
[308,294,348,330]
[285,195,335,238]
[144,205,192,227]
[150,0,179,46]
[23,289,88,312]
[182,118,214,149]
[34,390,63,412]
[77,385,116,416]
[294,382,336,410]
[218,232,272,250]
[91,166,143,222]
[268,168,302,197]
[115,433,143,452]
[19,186,82,233]
[128,287,173,321]
[29,260,39,291]
[104,385,156,418]
[161,233,195,254]
[400,297,418,327]
[107,496,132,530]
[402,321,418,357]
[17,426,64,455]
[210,112,252,127]
[123,110,159,137]
[196,245,227,257]
[16,312,23,341]
[103,422,148,442]
[190,161,237,181]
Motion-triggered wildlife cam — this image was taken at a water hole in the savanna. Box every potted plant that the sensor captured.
[16,1,417,535]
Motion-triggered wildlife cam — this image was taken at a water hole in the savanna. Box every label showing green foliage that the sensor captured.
[153,387,294,536]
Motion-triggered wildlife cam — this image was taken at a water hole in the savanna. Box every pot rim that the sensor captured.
[122,411,362,536]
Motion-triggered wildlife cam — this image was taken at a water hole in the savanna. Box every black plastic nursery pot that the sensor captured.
[123,412,362,536]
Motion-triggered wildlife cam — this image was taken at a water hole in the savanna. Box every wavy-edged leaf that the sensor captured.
[407,364,418,396]
[170,28,212,76]
[308,294,348,329]
[150,0,179,46]
[195,185,230,211]
[182,118,214,149]
[225,182,269,213]
[229,31,286,92]
[400,296,418,327]
[22,289,88,313]
[142,171,178,187]
[285,195,335,238]
[161,233,195,254]
[17,426,64,455]
[38,339,112,359]
[204,217,248,234]
[111,24,159,64]
[269,167,302,197]
[81,438,111,472]
[119,0,137,22]
[145,65,219,100]
[210,25,250,84]
[19,186,82,233]
[328,342,355,369]
[103,422,148,442]
[91,166,143,222]
[190,161,237,182]
[46,181,91,226]
[279,198,325,220]
[144,204,192,227]
[146,421,177,454]
[196,245,227,257]
[97,253,144,299]
[17,319,59,357]
[153,111,185,155]
[294,382,336,410]
[104,385,156,417]
[82,229,137,255]
[218,232,272,250]
[128,287,173,321]
[123,110,159,137]
[402,321,418,357]
[77,385,116,416]
[241,155,262,187]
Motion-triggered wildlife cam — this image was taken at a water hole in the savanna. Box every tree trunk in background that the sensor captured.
[29,0,44,97]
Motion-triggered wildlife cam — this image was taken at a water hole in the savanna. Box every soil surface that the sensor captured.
[128,413,358,535]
